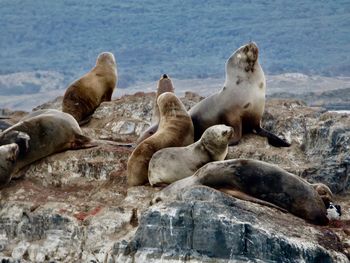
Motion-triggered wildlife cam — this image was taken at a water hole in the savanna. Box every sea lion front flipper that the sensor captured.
[224,116,241,146]
[218,188,288,213]
[255,127,291,147]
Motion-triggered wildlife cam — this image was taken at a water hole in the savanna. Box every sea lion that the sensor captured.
[0,110,95,184]
[137,42,290,147]
[62,52,117,125]
[0,143,19,186]
[151,74,174,124]
[148,124,233,186]
[153,159,330,225]
[127,92,194,186]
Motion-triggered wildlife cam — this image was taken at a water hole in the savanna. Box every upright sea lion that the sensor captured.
[148,125,233,186]
[137,42,290,147]
[0,110,95,184]
[153,159,330,225]
[0,143,19,186]
[127,92,194,186]
[151,74,174,124]
[62,52,117,125]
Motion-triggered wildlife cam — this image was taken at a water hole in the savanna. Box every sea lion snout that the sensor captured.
[221,126,234,138]
[244,42,258,62]
[162,74,168,79]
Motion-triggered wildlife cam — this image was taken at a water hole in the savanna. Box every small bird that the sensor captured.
[326,202,342,220]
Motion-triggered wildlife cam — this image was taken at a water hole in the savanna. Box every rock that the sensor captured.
[122,187,348,262]
[0,92,349,262]
[302,112,350,193]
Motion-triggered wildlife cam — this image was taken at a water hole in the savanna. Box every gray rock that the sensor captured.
[121,187,348,262]
[0,92,349,262]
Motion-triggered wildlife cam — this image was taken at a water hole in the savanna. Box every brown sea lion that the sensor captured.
[0,110,95,184]
[151,74,175,125]
[127,92,194,186]
[62,52,117,125]
[137,42,290,147]
[148,124,233,186]
[153,159,330,225]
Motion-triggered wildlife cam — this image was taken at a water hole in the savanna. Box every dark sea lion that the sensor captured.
[0,110,95,185]
[154,159,329,225]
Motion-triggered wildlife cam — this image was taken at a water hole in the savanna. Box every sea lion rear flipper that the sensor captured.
[255,127,291,147]
[72,134,97,149]
[94,139,134,148]
[219,188,288,213]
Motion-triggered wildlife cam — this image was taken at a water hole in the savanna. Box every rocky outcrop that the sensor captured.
[0,92,349,262]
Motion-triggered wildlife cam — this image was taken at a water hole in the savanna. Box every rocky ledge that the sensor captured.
[0,92,349,262]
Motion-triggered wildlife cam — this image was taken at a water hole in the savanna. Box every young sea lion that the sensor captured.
[148,125,233,186]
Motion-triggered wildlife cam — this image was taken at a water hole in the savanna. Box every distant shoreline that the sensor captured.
[0,73,349,112]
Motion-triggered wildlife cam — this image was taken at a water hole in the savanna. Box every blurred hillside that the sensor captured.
[0,0,349,90]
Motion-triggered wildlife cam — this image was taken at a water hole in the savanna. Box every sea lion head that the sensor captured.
[0,143,19,186]
[201,125,233,160]
[226,42,259,74]
[0,130,30,158]
[311,183,333,208]
[157,74,174,95]
[157,92,185,118]
[96,52,116,67]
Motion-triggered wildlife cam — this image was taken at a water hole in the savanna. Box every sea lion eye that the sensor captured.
[222,131,228,136]
[243,46,249,53]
